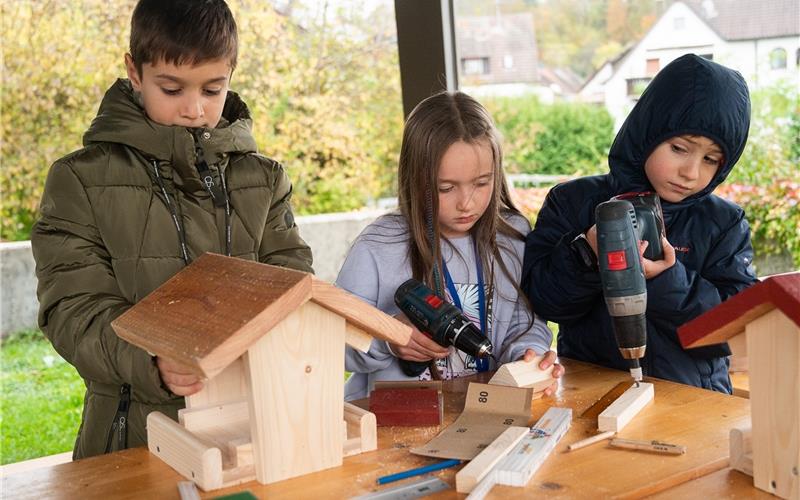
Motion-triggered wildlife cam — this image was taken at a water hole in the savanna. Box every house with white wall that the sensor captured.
[580,0,800,129]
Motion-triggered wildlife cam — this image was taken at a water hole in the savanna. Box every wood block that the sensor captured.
[369,388,442,426]
[179,400,249,432]
[488,356,554,393]
[598,382,654,432]
[147,411,223,491]
[112,253,313,380]
[244,301,346,485]
[728,333,748,373]
[456,426,529,493]
[747,309,800,499]
[186,358,247,410]
[730,427,753,477]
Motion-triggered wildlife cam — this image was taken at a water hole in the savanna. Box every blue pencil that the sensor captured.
[376,459,462,485]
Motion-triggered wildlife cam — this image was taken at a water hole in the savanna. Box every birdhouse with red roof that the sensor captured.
[679,272,800,499]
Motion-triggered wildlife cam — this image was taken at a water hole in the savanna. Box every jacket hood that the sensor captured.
[83,79,257,168]
[607,54,750,211]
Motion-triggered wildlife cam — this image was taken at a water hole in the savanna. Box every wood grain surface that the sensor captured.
[1,359,755,499]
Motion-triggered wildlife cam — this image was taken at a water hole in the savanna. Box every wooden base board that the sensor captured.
[343,402,377,457]
[730,426,753,477]
[598,382,654,432]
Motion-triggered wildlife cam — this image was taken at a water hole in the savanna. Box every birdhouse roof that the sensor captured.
[679,272,800,348]
[112,253,411,379]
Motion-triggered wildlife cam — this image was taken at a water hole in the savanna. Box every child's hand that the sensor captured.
[156,356,204,396]
[389,329,451,362]
[639,236,676,279]
[519,349,564,397]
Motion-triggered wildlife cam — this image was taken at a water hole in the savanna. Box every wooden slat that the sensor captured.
[310,279,412,346]
[146,411,223,491]
[598,382,654,433]
[112,253,313,379]
[344,324,372,353]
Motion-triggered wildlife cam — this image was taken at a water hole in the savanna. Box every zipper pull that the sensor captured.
[194,130,227,207]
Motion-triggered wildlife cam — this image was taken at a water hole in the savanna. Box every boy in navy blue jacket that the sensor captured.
[522,54,756,393]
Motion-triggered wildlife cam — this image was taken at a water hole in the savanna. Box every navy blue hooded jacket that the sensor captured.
[522,54,757,393]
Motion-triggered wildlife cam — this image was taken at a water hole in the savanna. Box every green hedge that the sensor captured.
[485,96,614,175]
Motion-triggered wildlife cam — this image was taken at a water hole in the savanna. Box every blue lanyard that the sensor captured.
[441,239,490,371]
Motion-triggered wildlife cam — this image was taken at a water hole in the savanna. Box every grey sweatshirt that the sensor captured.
[337,212,552,400]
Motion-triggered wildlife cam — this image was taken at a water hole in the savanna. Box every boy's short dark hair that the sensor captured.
[130,0,238,74]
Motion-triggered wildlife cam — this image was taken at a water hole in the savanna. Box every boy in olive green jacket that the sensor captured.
[31,0,312,459]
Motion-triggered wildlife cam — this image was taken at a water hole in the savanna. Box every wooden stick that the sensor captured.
[609,438,686,455]
[567,431,616,451]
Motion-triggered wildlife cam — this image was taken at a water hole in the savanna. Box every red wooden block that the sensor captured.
[369,388,442,426]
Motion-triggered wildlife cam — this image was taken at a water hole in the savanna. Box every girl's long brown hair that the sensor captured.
[398,91,532,336]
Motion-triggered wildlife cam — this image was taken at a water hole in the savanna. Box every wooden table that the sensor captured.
[1,359,760,499]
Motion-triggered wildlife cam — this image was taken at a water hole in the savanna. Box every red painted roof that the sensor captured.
[679,272,800,348]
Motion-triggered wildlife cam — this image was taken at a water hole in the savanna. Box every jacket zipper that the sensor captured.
[193,130,232,256]
[105,384,131,453]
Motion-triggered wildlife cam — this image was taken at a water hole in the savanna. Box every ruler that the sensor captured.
[352,476,450,500]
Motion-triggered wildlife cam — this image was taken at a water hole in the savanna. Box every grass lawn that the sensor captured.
[0,329,84,464]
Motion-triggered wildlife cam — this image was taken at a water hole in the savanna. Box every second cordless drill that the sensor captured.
[595,199,648,383]
[394,279,493,377]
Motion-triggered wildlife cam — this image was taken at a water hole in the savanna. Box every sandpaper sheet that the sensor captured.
[410,382,533,460]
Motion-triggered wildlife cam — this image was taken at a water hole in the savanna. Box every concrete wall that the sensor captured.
[0,209,386,338]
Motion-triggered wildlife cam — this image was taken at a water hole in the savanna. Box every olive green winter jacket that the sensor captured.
[31,79,313,459]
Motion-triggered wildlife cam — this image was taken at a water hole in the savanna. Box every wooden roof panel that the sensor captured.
[679,272,800,348]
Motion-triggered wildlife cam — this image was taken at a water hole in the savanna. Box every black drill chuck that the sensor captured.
[394,279,493,377]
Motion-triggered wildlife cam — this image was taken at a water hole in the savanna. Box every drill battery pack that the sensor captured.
[611,192,666,261]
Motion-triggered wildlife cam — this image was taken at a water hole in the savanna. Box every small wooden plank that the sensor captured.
[345,324,372,353]
[598,382,654,432]
[112,253,313,380]
[679,273,800,348]
[746,309,800,499]
[730,427,753,477]
[147,411,223,491]
[310,279,412,346]
[488,356,554,393]
[244,301,346,485]
[456,426,528,493]
[186,358,247,409]
[728,333,748,373]
[179,400,249,432]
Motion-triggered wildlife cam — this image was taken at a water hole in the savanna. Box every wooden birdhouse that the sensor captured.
[678,272,800,499]
[111,253,411,491]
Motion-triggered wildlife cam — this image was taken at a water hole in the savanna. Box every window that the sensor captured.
[462,57,490,75]
[626,77,652,97]
[503,55,514,69]
[699,53,714,61]
[646,58,660,76]
[770,48,787,69]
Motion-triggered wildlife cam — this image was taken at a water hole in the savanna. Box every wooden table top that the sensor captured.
[1,359,759,499]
